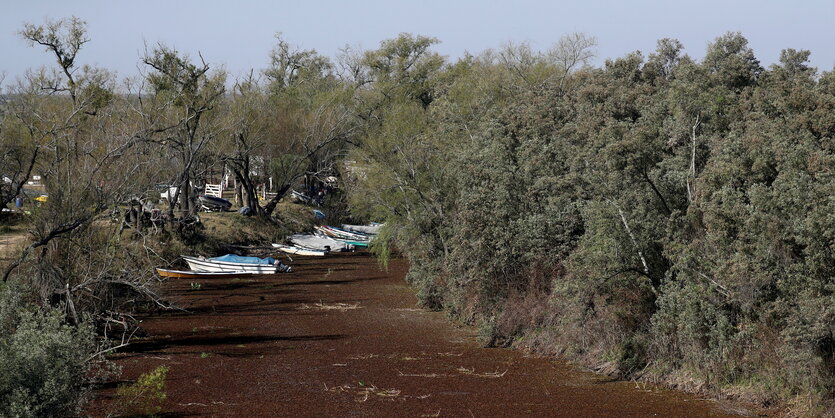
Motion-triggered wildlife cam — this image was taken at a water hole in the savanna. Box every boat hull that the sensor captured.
[332,238,369,248]
[198,195,232,211]
[289,234,349,251]
[182,256,280,274]
[341,224,383,235]
[272,243,328,256]
[315,225,371,242]
[156,268,253,278]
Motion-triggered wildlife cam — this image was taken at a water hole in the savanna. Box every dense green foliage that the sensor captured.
[348,33,834,406]
[0,284,99,417]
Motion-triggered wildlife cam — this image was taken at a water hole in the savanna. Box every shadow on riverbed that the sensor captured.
[123,333,346,354]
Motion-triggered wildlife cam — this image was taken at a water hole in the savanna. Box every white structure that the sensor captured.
[204,184,223,198]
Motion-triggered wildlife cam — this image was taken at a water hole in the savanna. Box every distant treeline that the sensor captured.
[347,33,833,410]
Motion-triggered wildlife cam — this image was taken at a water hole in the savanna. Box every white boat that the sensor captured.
[289,233,350,252]
[315,225,371,242]
[271,243,328,256]
[182,254,291,274]
[341,223,384,235]
[290,190,312,204]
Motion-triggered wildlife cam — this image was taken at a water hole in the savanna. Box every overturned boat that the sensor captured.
[315,225,372,242]
[288,233,350,252]
[340,223,383,235]
[271,243,328,256]
[198,195,232,212]
[182,254,291,274]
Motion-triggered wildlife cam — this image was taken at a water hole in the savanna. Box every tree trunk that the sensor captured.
[228,166,264,217]
[181,174,192,217]
[0,148,39,209]
[235,182,243,207]
[167,177,182,219]
[261,184,291,218]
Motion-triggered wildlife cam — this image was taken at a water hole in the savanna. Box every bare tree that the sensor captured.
[218,75,270,217]
[255,37,357,218]
[2,18,169,338]
[141,45,225,219]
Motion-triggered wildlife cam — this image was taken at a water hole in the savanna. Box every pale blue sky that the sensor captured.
[1,0,833,82]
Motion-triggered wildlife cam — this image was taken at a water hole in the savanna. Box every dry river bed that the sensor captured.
[89,252,761,417]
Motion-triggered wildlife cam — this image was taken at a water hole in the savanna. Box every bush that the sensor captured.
[348,32,834,409]
[115,365,169,417]
[0,285,98,417]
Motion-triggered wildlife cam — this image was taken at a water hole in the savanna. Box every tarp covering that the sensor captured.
[210,254,276,265]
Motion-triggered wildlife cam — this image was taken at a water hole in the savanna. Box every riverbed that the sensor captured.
[90,252,754,417]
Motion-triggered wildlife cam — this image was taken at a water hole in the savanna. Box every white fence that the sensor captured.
[204,184,223,198]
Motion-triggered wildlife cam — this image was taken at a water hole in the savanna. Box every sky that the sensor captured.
[1,0,834,82]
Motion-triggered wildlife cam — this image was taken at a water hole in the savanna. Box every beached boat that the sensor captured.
[330,238,369,248]
[271,243,328,256]
[289,233,350,252]
[198,195,232,211]
[341,223,383,235]
[290,190,311,204]
[182,254,291,274]
[156,268,254,278]
[315,225,371,242]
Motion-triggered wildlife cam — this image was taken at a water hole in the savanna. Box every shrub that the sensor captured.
[114,365,169,417]
[0,285,98,417]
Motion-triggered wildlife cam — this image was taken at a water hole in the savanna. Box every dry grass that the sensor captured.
[347,353,379,360]
[324,382,402,403]
[0,226,28,260]
[397,370,449,378]
[299,302,361,311]
[456,367,508,378]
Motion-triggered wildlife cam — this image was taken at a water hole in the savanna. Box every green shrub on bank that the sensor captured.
[0,285,98,417]
[348,32,834,408]
[115,365,169,417]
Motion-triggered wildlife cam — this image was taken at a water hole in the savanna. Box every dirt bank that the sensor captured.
[89,253,755,417]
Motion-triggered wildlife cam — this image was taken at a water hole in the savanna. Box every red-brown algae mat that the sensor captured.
[89,253,754,417]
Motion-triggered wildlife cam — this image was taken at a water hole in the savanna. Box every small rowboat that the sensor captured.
[156,268,254,278]
[199,195,232,211]
[271,243,328,256]
[182,254,291,274]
